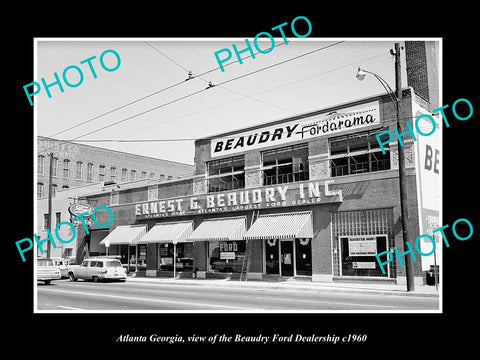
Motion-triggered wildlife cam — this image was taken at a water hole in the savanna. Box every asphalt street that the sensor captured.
[36,279,439,311]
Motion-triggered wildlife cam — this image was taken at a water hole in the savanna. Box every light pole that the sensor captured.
[46,152,54,259]
[356,43,415,291]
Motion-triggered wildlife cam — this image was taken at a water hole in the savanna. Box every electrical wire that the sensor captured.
[106,51,389,140]
[49,40,288,139]
[56,113,441,143]
[40,41,345,153]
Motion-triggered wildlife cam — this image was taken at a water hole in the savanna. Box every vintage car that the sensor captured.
[68,257,127,282]
[50,257,69,278]
[37,258,62,285]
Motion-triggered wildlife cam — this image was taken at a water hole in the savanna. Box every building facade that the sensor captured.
[74,88,440,285]
[36,137,194,259]
[37,136,194,198]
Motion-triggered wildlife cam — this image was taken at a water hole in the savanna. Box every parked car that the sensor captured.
[37,258,62,285]
[211,257,245,273]
[50,257,69,278]
[68,258,127,282]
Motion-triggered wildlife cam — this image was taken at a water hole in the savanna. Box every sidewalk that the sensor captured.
[126,274,440,298]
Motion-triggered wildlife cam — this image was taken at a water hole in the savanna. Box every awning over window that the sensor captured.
[244,211,313,240]
[139,221,194,244]
[188,216,246,242]
[99,225,147,248]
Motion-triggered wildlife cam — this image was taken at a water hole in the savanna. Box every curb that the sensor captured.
[125,276,439,298]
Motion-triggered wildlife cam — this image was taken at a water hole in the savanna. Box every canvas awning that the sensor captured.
[188,216,246,242]
[99,225,147,248]
[139,221,194,244]
[244,211,313,240]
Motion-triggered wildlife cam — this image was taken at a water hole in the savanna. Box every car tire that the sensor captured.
[68,273,77,282]
[92,276,99,283]
[44,280,51,285]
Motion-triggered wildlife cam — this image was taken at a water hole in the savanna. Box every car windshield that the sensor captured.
[38,259,54,266]
[106,261,122,268]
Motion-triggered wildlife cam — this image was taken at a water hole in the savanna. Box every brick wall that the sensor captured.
[37,136,194,198]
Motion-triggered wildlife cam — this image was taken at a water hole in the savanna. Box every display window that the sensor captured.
[208,241,246,273]
[339,235,388,277]
[157,243,193,272]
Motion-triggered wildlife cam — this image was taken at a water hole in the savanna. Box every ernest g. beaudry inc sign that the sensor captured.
[211,101,380,157]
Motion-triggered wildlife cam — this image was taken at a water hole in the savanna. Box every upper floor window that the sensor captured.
[150,172,155,179]
[110,166,117,181]
[99,165,105,182]
[329,131,391,177]
[207,155,245,193]
[52,157,58,177]
[159,174,165,182]
[141,171,147,179]
[87,163,94,182]
[51,184,57,197]
[130,170,137,181]
[43,213,49,229]
[37,183,44,198]
[76,161,83,180]
[121,168,128,182]
[262,143,309,186]
[63,159,70,179]
[37,155,45,175]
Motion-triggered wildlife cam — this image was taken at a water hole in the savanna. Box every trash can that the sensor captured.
[426,265,439,286]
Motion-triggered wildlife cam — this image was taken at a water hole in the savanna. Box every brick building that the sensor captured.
[76,87,440,285]
[37,136,194,198]
[36,137,194,259]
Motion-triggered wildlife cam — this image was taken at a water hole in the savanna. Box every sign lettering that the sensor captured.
[211,102,379,157]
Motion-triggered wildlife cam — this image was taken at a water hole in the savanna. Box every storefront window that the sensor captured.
[208,241,246,273]
[157,243,193,272]
[340,235,388,277]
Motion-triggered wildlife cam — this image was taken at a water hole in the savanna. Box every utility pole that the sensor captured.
[46,152,54,258]
[394,42,415,291]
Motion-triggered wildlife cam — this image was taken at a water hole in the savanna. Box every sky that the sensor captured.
[36,38,406,165]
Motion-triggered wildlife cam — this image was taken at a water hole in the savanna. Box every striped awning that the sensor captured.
[99,225,147,248]
[244,211,313,240]
[188,216,246,242]
[139,221,194,244]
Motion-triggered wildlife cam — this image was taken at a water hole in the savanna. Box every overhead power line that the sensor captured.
[49,40,288,139]
[41,41,345,153]
[58,113,440,143]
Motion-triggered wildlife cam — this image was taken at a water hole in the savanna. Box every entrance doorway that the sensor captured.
[265,238,312,277]
[280,240,294,277]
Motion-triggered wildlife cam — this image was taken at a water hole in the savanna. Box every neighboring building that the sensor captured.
[37,136,194,198]
[36,137,194,259]
[71,87,440,285]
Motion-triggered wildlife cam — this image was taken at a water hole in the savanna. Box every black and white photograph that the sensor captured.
[34,38,442,313]
[8,6,478,354]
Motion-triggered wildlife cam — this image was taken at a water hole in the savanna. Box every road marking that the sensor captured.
[267,296,396,308]
[37,287,263,311]
[57,305,85,310]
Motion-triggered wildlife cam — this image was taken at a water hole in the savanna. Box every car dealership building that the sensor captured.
[78,87,441,286]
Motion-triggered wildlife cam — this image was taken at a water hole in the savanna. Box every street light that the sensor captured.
[355,43,415,291]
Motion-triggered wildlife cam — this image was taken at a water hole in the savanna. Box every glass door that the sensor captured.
[280,240,294,277]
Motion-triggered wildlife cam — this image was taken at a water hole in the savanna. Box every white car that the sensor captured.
[50,257,69,278]
[68,258,127,282]
[37,258,62,285]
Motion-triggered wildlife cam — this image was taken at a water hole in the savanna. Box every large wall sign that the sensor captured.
[135,180,343,219]
[211,101,380,157]
[413,104,442,271]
